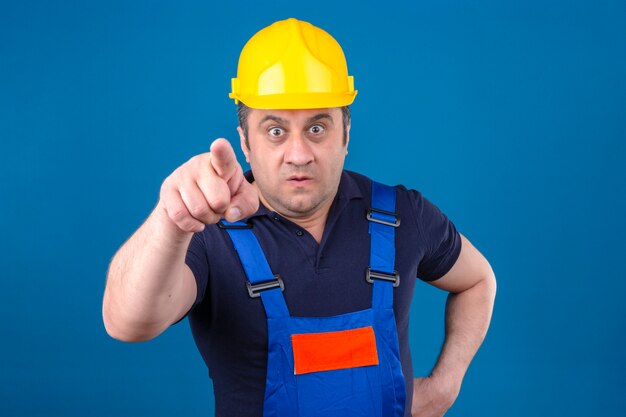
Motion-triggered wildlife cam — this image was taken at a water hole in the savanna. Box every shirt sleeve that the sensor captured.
[184,231,209,310]
[410,190,462,281]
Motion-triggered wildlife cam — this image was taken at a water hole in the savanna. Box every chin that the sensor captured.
[278,196,318,214]
[284,201,314,214]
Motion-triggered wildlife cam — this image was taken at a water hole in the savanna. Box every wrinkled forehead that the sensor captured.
[248,107,342,127]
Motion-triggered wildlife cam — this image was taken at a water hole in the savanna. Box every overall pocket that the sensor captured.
[291,326,384,417]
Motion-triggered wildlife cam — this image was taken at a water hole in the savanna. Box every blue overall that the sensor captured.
[221,182,406,417]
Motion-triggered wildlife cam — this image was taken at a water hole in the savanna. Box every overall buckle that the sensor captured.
[217,220,252,229]
[247,275,284,298]
[366,208,401,227]
[365,268,400,287]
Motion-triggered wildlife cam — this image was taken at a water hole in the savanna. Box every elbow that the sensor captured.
[102,278,166,342]
[102,301,163,343]
[103,315,162,343]
[485,267,497,302]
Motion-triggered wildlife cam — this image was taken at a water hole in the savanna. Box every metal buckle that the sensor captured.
[365,268,400,287]
[217,220,252,229]
[246,275,284,298]
[366,208,401,227]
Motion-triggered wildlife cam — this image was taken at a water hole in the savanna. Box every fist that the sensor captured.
[411,376,459,417]
[159,138,259,233]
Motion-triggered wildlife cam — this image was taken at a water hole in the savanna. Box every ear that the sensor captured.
[237,126,250,163]
[345,122,351,155]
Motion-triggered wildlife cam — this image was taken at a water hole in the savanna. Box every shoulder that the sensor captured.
[342,170,417,196]
[343,170,424,208]
[340,170,372,196]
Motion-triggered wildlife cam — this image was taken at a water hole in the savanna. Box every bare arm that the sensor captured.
[102,139,258,342]
[102,203,198,341]
[412,234,497,417]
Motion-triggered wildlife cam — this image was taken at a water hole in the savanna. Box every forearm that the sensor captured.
[103,201,194,341]
[430,272,497,387]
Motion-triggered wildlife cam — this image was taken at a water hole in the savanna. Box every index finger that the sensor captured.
[209,138,237,180]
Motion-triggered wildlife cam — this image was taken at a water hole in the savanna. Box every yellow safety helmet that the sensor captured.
[229,18,357,109]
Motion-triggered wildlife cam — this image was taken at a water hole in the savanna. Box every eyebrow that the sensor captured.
[258,115,289,127]
[306,113,334,125]
[257,112,334,128]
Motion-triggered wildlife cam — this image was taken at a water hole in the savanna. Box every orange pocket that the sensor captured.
[291,326,379,375]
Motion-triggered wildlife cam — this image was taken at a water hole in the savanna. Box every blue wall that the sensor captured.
[1,1,625,415]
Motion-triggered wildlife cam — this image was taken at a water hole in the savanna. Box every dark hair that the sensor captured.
[237,102,351,148]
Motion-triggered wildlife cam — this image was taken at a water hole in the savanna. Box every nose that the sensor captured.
[284,132,314,166]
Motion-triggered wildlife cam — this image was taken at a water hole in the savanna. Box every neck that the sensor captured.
[257,190,334,244]
[285,205,331,244]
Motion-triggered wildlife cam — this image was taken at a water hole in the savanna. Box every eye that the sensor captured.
[308,124,325,135]
[268,127,284,137]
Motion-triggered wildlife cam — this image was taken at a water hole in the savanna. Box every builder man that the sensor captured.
[103,18,496,417]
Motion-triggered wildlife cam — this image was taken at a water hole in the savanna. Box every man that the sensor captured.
[103,18,496,417]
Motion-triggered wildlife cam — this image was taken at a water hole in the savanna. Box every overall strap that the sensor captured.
[367,181,400,310]
[219,221,290,318]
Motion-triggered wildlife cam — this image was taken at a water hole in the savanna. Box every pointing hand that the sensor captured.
[159,138,259,233]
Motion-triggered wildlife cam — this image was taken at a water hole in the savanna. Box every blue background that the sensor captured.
[1,0,625,416]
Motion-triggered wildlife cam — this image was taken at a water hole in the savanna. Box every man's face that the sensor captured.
[237,107,350,219]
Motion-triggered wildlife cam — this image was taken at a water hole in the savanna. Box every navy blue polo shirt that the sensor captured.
[185,170,461,417]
